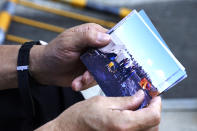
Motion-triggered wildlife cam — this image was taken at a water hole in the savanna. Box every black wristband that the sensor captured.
[17,41,41,118]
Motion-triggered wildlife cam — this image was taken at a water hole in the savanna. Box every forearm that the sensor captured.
[0,45,20,90]
[0,45,45,90]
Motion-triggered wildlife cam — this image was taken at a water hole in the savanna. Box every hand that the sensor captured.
[30,23,111,90]
[37,90,162,131]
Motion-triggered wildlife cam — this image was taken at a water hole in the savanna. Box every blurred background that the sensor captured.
[0,0,197,130]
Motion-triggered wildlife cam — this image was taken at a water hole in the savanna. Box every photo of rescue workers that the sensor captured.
[81,10,187,108]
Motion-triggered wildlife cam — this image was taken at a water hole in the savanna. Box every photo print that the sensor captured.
[81,10,187,108]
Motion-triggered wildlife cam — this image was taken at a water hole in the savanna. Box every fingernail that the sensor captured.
[97,32,111,43]
[135,90,144,97]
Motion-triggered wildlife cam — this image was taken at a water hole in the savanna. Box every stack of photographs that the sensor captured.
[81,10,187,108]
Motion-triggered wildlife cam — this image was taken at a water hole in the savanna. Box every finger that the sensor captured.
[72,71,97,91]
[105,97,161,131]
[147,96,162,112]
[81,71,97,90]
[106,90,145,110]
[78,71,97,91]
[89,23,109,33]
[71,75,83,91]
[94,32,111,46]
[70,23,111,50]
[82,71,94,85]
[132,96,162,129]
[82,24,111,47]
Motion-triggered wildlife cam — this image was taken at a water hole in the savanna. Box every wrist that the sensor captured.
[29,45,48,85]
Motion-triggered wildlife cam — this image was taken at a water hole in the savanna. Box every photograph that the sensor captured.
[109,10,187,93]
[81,10,186,108]
[81,40,159,107]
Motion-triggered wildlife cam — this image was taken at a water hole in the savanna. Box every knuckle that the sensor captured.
[83,25,97,42]
[84,23,101,28]
[128,96,139,108]
[84,23,97,32]
[130,95,138,104]
[152,110,161,125]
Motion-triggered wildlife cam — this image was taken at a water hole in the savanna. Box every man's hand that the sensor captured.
[30,23,111,90]
[36,90,162,131]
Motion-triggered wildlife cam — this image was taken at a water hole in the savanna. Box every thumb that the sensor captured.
[69,23,111,50]
[106,90,145,110]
